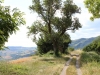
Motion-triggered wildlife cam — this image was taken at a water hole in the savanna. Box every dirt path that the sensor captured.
[60,55,82,75]
[76,56,82,75]
[60,57,72,75]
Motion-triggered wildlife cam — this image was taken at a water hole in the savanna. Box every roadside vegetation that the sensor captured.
[81,36,100,75]
[0,53,70,75]
[80,51,100,75]
[0,62,28,75]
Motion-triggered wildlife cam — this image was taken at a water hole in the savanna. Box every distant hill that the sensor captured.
[70,37,96,49]
[0,46,36,61]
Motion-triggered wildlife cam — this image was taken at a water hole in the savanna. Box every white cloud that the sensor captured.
[5,25,37,47]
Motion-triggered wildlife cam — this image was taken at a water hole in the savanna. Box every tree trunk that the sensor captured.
[53,40,59,57]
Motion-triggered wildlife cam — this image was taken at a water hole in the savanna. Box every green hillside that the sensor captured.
[83,36,100,54]
[70,37,97,49]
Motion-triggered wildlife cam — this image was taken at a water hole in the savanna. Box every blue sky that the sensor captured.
[2,0,100,47]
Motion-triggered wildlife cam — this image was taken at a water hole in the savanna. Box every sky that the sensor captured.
[2,0,100,47]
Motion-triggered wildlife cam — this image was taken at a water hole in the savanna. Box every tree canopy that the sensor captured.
[0,1,26,49]
[84,0,100,20]
[28,0,81,56]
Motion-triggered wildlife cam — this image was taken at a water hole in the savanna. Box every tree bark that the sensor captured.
[53,40,59,56]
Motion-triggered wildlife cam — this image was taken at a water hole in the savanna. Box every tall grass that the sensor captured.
[21,56,70,75]
[81,61,100,75]
[0,55,70,75]
[80,51,100,75]
[0,62,28,75]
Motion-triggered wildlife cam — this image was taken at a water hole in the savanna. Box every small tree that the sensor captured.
[28,0,81,56]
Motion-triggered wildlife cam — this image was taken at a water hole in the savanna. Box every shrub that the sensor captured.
[67,47,74,53]
[81,51,100,63]
[83,42,100,54]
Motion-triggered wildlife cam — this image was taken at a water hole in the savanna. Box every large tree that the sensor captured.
[84,0,100,20]
[0,0,26,49]
[28,0,81,56]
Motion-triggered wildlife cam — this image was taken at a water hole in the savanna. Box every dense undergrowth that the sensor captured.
[80,51,100,75]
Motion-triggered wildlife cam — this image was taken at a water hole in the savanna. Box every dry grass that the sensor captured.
[81,62,100,75]
[21,57,67,75]
[0,55,70,75]
[70,49,83,55]
[9,57,33,64]
[66,65,77,75]
[80,52,100,75]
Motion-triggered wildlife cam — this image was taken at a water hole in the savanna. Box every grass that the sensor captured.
[0,62,28,75]
[81,61,100,75]
[70,49,83,55]
[80,51,100,75]
[0,55,70,75]
[21,55,70,75]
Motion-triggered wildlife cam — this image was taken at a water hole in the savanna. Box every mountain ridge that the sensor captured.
[70,36,97,49]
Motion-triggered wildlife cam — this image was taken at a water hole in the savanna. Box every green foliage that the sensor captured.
[0,2,26,49]
[84,0,100,20]
[83,36,100,54]
[37,33,71,55]
[81,52,100,63]
[37,37,53,54]
[67,47,74,53]
[0,0,4,3]
[28,0,81,56]
[41,51,55,57]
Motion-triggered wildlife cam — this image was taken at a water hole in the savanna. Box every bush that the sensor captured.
[67,47,74,53]
[83,36,100,54]
[81,51,100,63]
[37,38,53,54]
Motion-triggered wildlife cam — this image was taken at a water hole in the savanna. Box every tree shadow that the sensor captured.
[40,55,70,62]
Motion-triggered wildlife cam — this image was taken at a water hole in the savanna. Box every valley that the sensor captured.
[0,46,36,61]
